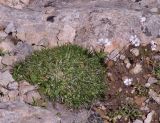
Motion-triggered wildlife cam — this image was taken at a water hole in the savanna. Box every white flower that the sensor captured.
[150,41,157,51]
[140,17,146,23]
[123,78,133,86]
[129,35,141,47]
[97,38,112,46]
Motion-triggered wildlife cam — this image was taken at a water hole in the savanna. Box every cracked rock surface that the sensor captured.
[0,0,160,123]
[0,101,60,123]
[0,0,160,53]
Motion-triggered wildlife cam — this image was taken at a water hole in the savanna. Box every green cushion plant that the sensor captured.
[12,44,106,108]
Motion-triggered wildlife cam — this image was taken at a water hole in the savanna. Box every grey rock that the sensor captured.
[2,55,17,66]
[133,119,143,123]
[130,48,140,57]
[0,86,10,102]
[0,101,60,123]
[124,59,131,69]
[0,31,7,40]
[0,86,8,95]
[19,80,38,95]
[0,0,30,9]
[0,94,10,102]
[119,54,126,60]
[12,42,33,60]
[0,39,15,52]
[23,90,41,104]
[7,81,18,90]
[145,77,158,87]
[0,70,14,87]
[135,0,158,7]
[149,89,160,105]
[8,90,19,101]
[0,56,3,69]
[144,111,155,123]
[131,63,142,74]
[37,38,49,47]
[87,111,104,123]
[0,1,159,53]
[140,105,150,112]
[53,103,89,123]
[57,24,76,43]
[150,8,159,13]
[107,49,120,61]
[145,16,160,38]
[33,45,44,51]
[4,22,16,34]
[152,55,160,61]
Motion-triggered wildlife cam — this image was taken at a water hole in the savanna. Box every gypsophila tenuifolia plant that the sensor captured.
[12,44,106,108]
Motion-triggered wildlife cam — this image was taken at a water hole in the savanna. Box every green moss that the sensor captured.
[12,44,106,108]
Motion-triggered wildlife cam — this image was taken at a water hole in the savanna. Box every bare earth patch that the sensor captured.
[90,44,160,123]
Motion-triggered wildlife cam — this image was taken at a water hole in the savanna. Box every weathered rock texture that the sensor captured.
[0,0,160,53]
[0,1,160,123]
[0,0,30,9]
[0,101,60,123]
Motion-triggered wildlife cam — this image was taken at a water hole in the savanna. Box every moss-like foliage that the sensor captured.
[12,44,106,108]
[108,103,142,121]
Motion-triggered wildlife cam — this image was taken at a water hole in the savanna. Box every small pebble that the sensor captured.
[119,54,126,60]
[131,63,142,74]
[145,77,158,87]
[130,48,139,56]
[124,59,131,69]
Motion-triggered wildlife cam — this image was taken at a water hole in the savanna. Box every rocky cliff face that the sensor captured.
[0,0,160,53]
